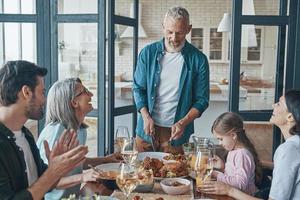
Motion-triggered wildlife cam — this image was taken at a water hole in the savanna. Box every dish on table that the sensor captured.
[137,152,170,161]
[96,163,121,190]
[160,178,191,195]
[138,152,189,180]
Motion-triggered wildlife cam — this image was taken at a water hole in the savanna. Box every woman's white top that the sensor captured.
[269,135,300,200]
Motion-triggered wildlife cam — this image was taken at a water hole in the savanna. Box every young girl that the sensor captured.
[210,112,262,195]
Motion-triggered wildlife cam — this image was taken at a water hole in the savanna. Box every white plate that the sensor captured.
[137,152,170,161]
[95,163,121,180]
[96,163,121,171]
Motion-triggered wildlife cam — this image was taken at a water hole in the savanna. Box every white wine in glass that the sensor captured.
[116,164,139,200]
[114,126,130,153]
[121,137,138,166]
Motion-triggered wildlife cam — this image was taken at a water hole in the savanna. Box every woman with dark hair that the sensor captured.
[201,89,300,200]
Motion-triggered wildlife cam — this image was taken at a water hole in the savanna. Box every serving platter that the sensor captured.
[137,152,170,161]
[138,152,189,180]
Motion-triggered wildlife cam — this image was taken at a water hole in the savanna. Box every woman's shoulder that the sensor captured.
[278,135,300,151]
[36,122,66,148]
[39,122,65,138]
[274,136,300,161]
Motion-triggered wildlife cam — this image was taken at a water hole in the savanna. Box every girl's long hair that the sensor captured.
[211,112,262,187]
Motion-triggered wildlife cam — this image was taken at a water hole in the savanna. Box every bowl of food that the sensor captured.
[134,169,154,193]
[96,163,121,190]
[160,178,191,195]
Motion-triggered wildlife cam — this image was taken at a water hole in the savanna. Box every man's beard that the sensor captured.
[25,97,44,120]
[166,40,185,53]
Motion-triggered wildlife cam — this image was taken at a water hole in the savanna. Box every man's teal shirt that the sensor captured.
[133,38,210,146]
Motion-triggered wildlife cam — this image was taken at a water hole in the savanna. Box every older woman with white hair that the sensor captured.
[37,78,121,199]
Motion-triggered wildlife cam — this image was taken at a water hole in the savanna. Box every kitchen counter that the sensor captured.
[210,83,247,102]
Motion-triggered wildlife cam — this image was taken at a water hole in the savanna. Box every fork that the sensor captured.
[88,164,104,174]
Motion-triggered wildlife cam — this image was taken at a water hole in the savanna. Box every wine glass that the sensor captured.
[114,126,130,153]
[121,137,138,166]
[116,163,139,200]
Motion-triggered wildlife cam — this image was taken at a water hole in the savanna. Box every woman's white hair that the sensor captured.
[164,6,190,24]
[45,78,88,130]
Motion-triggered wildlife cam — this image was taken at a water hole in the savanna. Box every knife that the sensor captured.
[150,135,156,152]
[150,129,156,152]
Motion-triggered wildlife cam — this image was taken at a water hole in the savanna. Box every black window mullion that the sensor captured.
[50,0,58,83]
[98,0,106,156]
[56,14,98,23]
[108,0,115,154]
[228,0,242,112]
[132,0,138,137]
[0,14,36,22]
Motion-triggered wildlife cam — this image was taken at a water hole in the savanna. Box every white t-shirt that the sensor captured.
[269,135,300,200]
[152,51,184,127]
[14,130,38,186]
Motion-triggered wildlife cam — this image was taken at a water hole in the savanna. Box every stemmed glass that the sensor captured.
[121,137,138,166]
[114,126,130,153]
[116,163,139,200]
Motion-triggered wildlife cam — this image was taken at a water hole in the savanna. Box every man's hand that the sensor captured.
[140,107,155,135]
[44,129,79,161]
[48,145,88,177]
[44,129,88,178]
[143,115,155,135]
[27,129,87,199]
[169,121,185,141]
[169,108,200,141]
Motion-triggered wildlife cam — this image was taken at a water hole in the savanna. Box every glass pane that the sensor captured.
[115,0,134,18]
[244,122,273,162]
[209,28,222,60]
[115,25,134,108]
[57,23,98,109]
[247,29,261,61]
[114,114,134,137]
[0,23,36,63]
[58,0,97,14]
[85,117,98,157]
[242,0,280,16]
[0,0,35,14]
[191,28,203,51]
[239,26,278,111]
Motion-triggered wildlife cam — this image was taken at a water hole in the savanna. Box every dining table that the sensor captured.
[82,178,235,200]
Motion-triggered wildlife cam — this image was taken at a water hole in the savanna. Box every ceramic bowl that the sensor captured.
[160,178,191,195]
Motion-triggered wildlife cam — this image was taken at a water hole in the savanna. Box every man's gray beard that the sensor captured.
[166,40,185,53]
